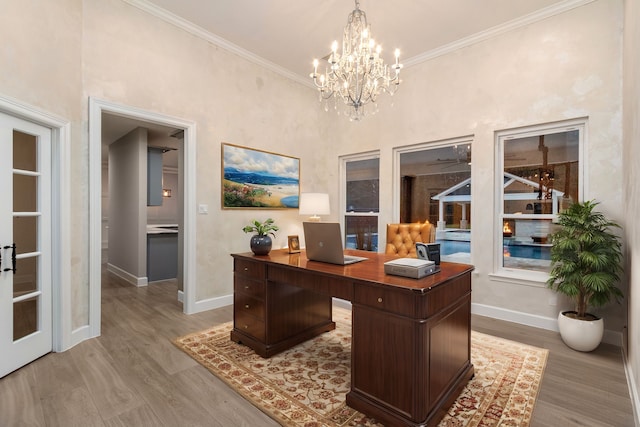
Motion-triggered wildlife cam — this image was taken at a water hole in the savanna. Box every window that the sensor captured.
[394,137,472,263]
[341,153,379,252]
[496,120,584,277]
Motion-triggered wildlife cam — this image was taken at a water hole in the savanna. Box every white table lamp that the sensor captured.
[299,193,330,221]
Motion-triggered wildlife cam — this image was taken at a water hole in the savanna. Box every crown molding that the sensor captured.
[403,0,596,68]
[123,0,594,86]
[122,0,312,87]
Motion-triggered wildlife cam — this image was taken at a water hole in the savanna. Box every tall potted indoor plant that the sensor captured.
[242,218,279,255]
[546,200,623,351]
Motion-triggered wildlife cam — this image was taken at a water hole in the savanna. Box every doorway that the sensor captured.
[101,115,182,288]
[88,98,197,339]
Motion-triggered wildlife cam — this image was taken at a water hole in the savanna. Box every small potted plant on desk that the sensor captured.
[546,200,623,352]
[243,218,279,255]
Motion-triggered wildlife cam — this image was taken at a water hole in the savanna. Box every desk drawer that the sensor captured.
[235,293,265,320]
[234,276,265,299]
[234,258,266,280]
[234,311,265,342]
[354,283,415,317]
[267,265,353,300]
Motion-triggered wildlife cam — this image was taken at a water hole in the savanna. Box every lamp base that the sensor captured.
[307,215,321,222]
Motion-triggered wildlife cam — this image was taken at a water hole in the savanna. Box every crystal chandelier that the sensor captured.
[310,0,402,121]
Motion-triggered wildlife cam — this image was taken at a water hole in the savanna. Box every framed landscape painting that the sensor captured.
[222,143,300,209]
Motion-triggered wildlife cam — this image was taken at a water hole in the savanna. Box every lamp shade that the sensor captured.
[299,193,330,221]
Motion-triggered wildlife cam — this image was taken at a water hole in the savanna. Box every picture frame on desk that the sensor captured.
[288,235,300,253]
[221,143,300,209]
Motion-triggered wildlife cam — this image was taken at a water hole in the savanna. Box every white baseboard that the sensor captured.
[332,298,352,310]
[191,294,233,314]
[603,329,624,347]
[107,263,148,287]
[622,342,640,427]
[472,303,558,331]
[68,325,93,349]
[177,290,184,303]
[471,302,622,347]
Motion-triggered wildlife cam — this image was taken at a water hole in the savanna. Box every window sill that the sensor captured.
[488,270,549,288]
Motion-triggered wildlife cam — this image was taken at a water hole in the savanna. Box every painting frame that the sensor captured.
[222,143,300,209]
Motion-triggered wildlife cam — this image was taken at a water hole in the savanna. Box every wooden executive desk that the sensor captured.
[230,249,474,427]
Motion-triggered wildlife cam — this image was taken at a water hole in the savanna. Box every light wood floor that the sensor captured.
[0,268,635,426]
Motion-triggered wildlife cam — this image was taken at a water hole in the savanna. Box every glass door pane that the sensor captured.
[12,130,40,341]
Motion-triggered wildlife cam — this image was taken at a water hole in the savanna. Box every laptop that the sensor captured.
[303,222,368,265]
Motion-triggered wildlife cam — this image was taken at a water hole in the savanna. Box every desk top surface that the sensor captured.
[232,249,474,292]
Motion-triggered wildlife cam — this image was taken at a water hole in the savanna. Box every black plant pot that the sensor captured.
[250,235,272,255]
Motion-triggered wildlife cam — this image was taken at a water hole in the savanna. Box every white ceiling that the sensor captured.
[101,113,181,166]
[136,0,579,83]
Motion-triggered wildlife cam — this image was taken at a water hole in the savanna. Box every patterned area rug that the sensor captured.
[174,308,548,427]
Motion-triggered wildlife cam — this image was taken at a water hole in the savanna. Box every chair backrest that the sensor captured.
[385,222,436,257]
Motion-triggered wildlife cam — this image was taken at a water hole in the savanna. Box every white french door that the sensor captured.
[0,112,52,378]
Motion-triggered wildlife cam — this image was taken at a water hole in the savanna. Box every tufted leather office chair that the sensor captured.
[385,222,436,257]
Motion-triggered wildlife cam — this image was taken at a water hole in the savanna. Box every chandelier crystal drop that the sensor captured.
[310,0,402,121]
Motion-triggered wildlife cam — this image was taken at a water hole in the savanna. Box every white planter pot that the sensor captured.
[557,311,604,352]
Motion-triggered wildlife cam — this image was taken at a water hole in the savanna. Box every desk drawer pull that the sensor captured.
[244,267,249,271]
[243,324,248,329]
[377,297,383,303]
[245,304,250,309]
[244,285,250,290]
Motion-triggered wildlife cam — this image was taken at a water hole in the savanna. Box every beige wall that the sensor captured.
[623,0,640,413]
[0,0,86,328]
[329,0,627,332]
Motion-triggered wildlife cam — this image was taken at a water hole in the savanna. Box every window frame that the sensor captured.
[340,150,380,251]
[492,118,586,285]
[392,136,474,263]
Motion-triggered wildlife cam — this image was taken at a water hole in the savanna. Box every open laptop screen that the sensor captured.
[303,222,367,265]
